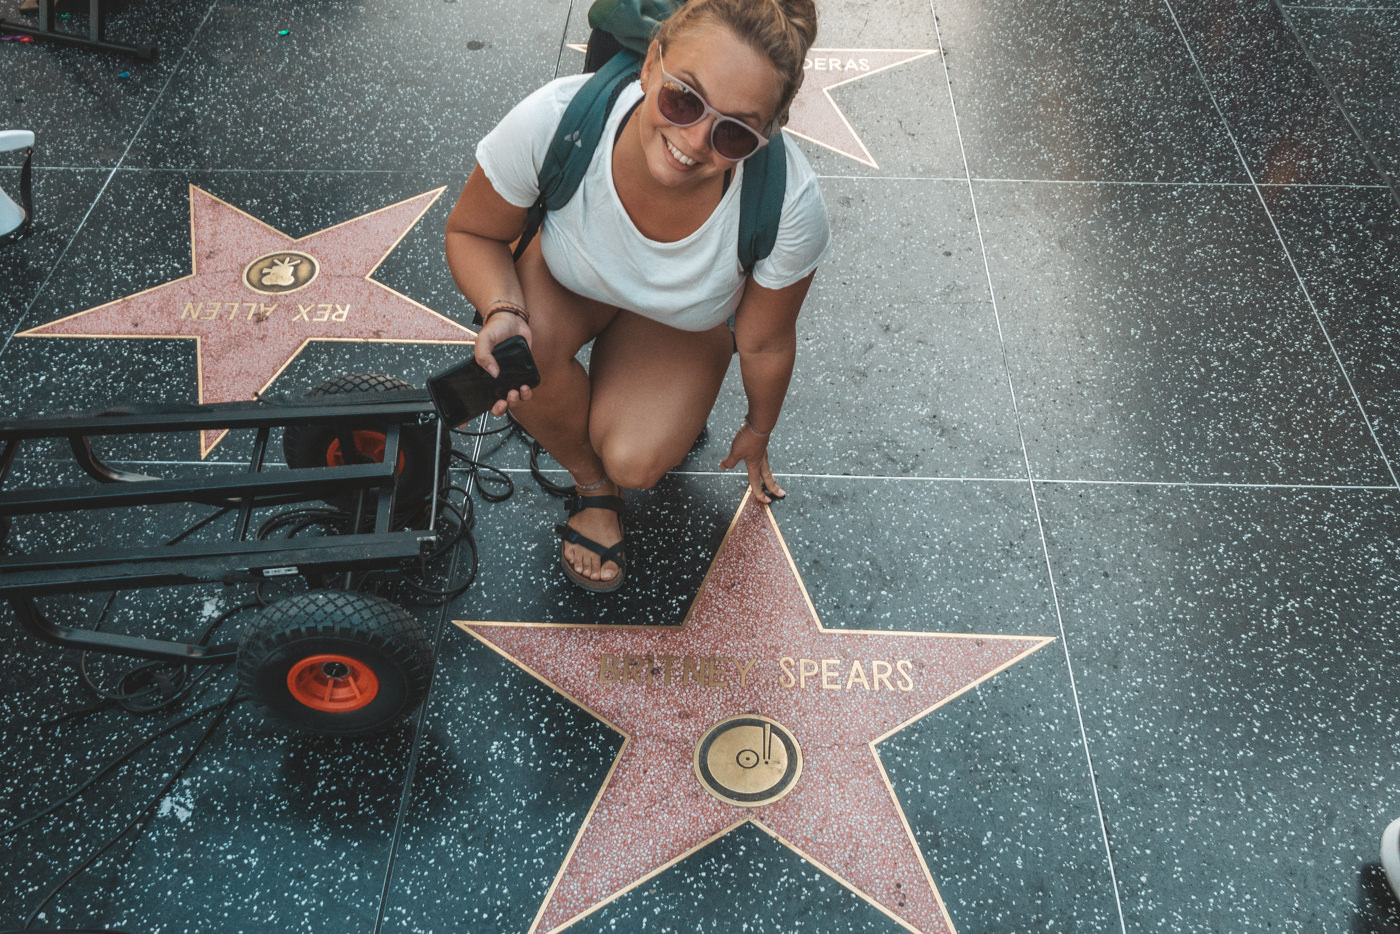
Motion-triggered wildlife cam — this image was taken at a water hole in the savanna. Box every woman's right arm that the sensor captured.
[445,166,533,413]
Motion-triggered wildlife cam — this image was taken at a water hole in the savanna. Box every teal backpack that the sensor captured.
[510,1,787,278]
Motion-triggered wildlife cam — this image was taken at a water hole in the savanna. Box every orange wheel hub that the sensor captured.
[286,654,380,712]
[325,431,407,473]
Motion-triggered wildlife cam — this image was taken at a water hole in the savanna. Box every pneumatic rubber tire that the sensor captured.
[282,373,446,524]
[237,590,433,736]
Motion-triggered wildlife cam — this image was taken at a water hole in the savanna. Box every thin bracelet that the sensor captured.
[483,301,529,326]
[572,473,611,492]
[742,415,772,437]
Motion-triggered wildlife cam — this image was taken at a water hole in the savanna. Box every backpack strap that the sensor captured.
[737,131,786,276]
[511,51,643,266]
[540,51,643,211]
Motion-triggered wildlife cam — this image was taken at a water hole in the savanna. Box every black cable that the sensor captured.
[1,680,237,839]
[251,507,356,604]
[427,485,474,554]
[85,657,197,714]
[450,450,514,503]
[195,602,259,646]
[164,505,235,546]
[73,594,141,706]
[242,448,484,607]
[19,690,246,930]
[33,699,116,729]
[526,436,574,498]
[448,420,515,437]
[453,412,567,498]
[76,601,256,714]
[402,415,583,601]
[64,506,243,713]
[377,482,475,605]
[395,494,479,604]
[255,506,350,540]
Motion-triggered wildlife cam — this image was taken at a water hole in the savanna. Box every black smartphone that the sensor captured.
[427,336,541,425]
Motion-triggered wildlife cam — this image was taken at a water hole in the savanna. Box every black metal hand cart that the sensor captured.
[0,375,460,735]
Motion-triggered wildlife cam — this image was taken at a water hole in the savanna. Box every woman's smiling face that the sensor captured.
[636,24,784,188]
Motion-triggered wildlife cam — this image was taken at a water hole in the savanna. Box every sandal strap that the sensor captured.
[555,524,626,567]
[565,493,625,516]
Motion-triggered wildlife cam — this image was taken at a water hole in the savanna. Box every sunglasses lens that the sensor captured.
[658,82,704,125]
[655,71,764,161]
[712,120,760,160]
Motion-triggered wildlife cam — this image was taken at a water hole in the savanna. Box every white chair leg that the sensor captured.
[0,129,35,237]
[0,189,25,236]
[1383,816,1400,902]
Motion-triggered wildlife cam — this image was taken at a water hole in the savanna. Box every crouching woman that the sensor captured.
[445,0,829,591]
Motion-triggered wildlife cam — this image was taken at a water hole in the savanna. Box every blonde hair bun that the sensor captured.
[655,0,818,129]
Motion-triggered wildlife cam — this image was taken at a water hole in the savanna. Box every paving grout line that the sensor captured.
[44,459,1400,492]
[372,572,454,934]
[1033,477,1396,491]
[1161,0,1400,492]
[520,467,1400,491]
[964,177,1390,190]
[10,166,1390,191]
[818,173,1391,189]
[925,5,1130,931]
[372,417,488,934]
[0,0,222,360]
[1276,0,1400,208]
[372,12,583,924]
[0,165,111,173]
[1269,0,1400,212]
[116,166,421,175]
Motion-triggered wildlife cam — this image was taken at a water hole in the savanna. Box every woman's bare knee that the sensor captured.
[600,457,669,492]
[598,439,679,491]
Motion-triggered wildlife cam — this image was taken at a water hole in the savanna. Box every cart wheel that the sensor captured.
[283,373,446,523]
[237,590,433,736]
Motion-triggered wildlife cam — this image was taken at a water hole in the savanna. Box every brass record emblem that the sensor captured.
[694,715,802,807]
[243,250,319,295]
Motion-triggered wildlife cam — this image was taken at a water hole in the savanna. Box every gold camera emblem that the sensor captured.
[694,715,802,807]
[243,251,319,295]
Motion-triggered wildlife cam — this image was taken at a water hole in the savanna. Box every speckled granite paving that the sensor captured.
[2,0,1399,932]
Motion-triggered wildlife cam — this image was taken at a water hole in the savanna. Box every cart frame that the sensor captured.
[0,390,445,666]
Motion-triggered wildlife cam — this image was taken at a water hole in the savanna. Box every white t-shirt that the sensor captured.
[475,74,830,332]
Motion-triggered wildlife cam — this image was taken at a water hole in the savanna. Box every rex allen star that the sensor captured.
[19,186,475,456]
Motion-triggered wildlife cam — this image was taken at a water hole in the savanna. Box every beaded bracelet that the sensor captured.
[483,301,530,326]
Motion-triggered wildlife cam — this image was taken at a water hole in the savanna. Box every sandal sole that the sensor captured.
[559,549,626,593]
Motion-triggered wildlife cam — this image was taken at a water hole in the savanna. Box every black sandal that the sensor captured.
[555,493,626,592]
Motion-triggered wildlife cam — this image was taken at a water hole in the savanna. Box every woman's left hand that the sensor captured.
[720,424,786,504]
